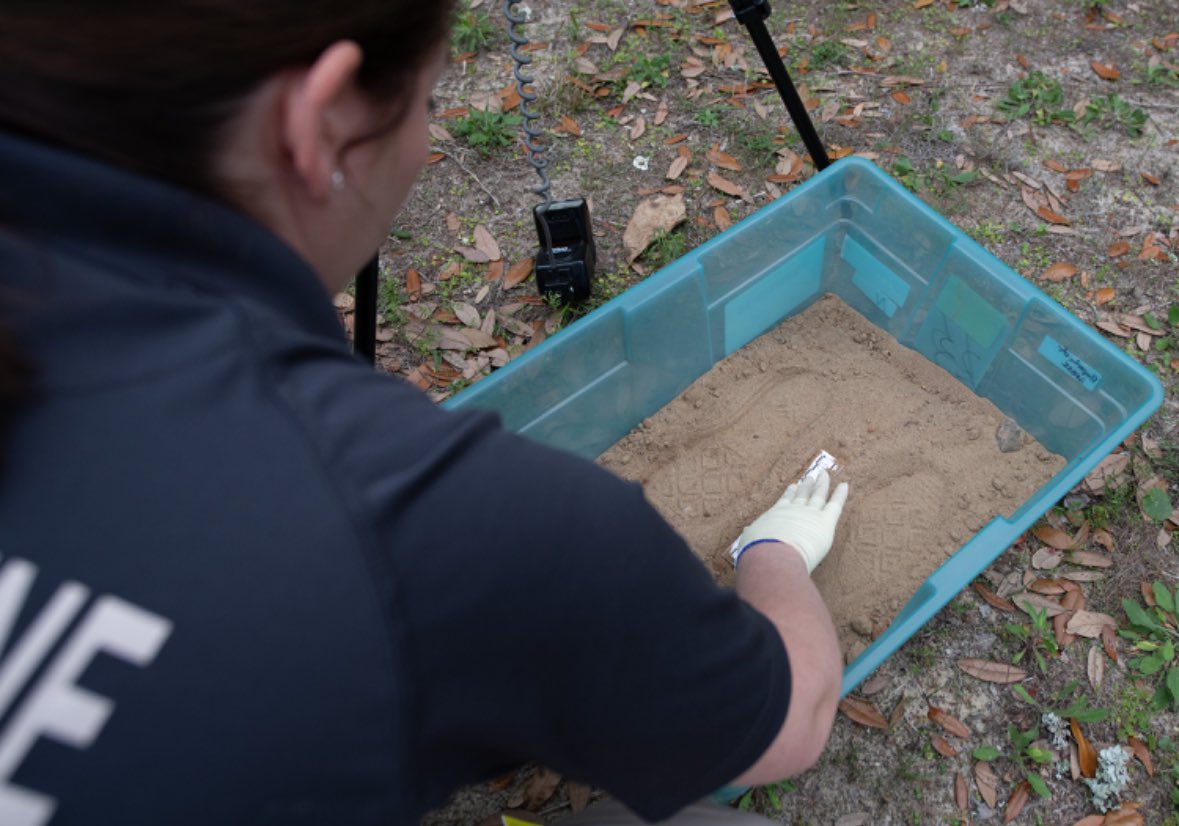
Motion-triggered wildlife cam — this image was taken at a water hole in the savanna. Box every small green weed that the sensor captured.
[1146,62,1179,88]
[1119,582,1179,711]
[642,229,689,270]
[450,109,523,157]
[1114,682,1157,740]
[625,53,672,89]
[808,40,849,70]
[997,71,1075,126]
[735,779,796,813]
[695,107,722,127]
[451,10,500,54]
[1005,605,1058,673]
[738,132,780,167]
[1079,94,1147,138]
[892,156,978,194]
[378,276,408,327]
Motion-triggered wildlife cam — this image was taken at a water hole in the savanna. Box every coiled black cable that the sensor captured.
[503,1,555,251]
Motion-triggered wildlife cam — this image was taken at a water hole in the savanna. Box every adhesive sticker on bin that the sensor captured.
[1038,335,1102,390]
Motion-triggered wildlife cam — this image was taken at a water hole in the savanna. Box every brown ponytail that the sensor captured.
[0,0,456,449]
[0,2,456,199]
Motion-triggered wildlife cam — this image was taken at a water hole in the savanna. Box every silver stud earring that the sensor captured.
[330,170,346,192]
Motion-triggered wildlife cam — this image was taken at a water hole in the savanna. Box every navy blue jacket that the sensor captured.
[0,130,789,825]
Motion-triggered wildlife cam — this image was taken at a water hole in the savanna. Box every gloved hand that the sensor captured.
[731,469,849,573]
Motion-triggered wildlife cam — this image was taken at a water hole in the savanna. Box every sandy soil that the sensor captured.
[599,295,1065,661]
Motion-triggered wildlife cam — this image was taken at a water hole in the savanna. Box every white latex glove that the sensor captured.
[731,469,849,573]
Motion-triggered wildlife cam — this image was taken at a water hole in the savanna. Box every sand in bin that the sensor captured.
[599,294,1066,662]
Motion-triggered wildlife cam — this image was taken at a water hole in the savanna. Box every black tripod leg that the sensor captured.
[354,255,379,365]
[729,0,831,171]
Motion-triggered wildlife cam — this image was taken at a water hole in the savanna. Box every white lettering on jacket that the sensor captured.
[0,554,172,825]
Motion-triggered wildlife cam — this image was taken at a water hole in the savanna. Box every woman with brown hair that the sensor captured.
[0,3,846,824]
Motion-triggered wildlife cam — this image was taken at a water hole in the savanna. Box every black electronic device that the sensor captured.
[533,199,595,304]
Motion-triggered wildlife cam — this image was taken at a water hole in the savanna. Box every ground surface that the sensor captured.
[349,1,1179,823]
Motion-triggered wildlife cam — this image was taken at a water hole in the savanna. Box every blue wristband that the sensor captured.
[731,538,783,568]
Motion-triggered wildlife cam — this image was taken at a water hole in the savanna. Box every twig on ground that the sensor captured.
[433,148,502,209]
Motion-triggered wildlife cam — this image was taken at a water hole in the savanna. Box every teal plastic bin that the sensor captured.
[447,157,1163,695]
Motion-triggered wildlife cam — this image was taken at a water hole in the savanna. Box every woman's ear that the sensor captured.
[282,40,365,200]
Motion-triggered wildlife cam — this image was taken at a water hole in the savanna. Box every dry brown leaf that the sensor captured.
[1093,528,1116,552]
[566,781,592,813]
[405,268,422,299]
[1070,718,1098,778]
[456,245,490,264]
[487,770,517,793]
[1142,581,1158,606]
[714,207,732,231]
[1043,262,1078,282]
[706,146,743,171]
[1141,171,1160,186]
[1032,548,1064,569]
[454,302,481,329]
[932,734,959,758]
[892,90,911,105]
[975,761,998,809]
[473,225,501,261]
[485,260,505,286]
[958,659,1028,683]
[558,115,581,137]
[839,696,888,729]
[1015,592,1066,617]
[1095,287,1117,305]
[666,154,689,180]
[1063,569,1104,584]
[1096,320,1131,337]
[888,695,908,729]
[1085,452,1130,493]
[973,582,1016,612]
[1037,206,1071,225]
[622,194,686,263]
[1066,610,1118,638]
[503,258,535,290]
[1104,804,1145,826]
[1101,624,1119,662]
[522,767,562,811]
[1108,239,1131,257]
[1004,780,1030,822]
[1030,577,1067,594]
[954,772,968,811]
[1118,314,1163,335]
[1069,550,1113,568]
[706,170,750,201]
[1127,736,1153,776]
[1092,158,1121,172]
[1033,524,1075,550]
[1055,611,1078,650]
[928,706,971,738]
[1091,61,1121,80]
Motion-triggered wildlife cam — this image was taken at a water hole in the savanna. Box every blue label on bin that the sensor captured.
[844,235,910,318]
[1039,336,1101,390]
[936,276,1007,350]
